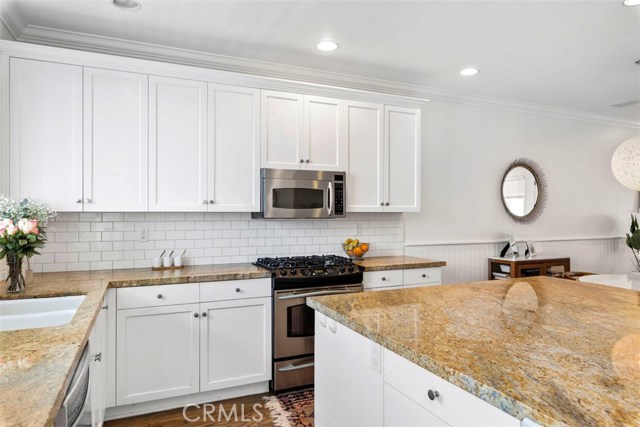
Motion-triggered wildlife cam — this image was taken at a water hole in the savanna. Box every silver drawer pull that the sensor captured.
[157,294,163,299]
[381,277,386,281]
[427,389,440,401]
[236,288,241,293]
[278,361,315,372]
[422,274,427,278]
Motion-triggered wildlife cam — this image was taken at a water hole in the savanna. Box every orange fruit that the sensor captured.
[353,247,363,257]
[360,243,369,252]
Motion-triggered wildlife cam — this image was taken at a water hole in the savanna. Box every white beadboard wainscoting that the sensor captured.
[23,212,403,273]
[405,237,630,285]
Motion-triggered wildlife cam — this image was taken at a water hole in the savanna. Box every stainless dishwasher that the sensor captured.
[55,344,92,427]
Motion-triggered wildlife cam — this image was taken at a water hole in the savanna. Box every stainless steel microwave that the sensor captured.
[253,169,346,219]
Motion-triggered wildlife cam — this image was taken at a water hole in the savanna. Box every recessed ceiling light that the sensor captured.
[460,68,479,76]
[622,0,640,6]
[316,41,339,52]
[113,0,141,11]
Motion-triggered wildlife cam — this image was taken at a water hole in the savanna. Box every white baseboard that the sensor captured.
[105,381,269,421]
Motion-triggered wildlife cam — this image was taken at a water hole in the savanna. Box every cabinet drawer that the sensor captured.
[117,284,199,310]
[383,349,519,427]
[200,278,271,302]
[404,268,441,285]
[363,270,403,290]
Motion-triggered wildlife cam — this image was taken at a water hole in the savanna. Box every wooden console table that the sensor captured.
[488,256,571,280]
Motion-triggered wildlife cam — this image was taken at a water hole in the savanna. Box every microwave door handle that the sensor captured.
[327,182,333,216]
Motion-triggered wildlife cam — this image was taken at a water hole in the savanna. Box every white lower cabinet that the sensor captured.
[199,297,271,391]
[313,311,520,427]
[90,302,108,427]
[116,303,201,405]
[315,313,383,427]
[384,383,450,427]
[115,279,272,407]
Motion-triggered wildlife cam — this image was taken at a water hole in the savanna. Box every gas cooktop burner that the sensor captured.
[254,255,361,279]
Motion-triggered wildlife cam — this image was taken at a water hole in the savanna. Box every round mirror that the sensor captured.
[501,159,546,223]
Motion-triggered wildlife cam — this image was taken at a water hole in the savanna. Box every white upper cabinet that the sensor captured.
[261,91,346,171]
[84,68,149,212]
[384,105,421,212]
[345,101,384,212]
[208,84,260,211]
[149,76,208,212]
[9,58,83,211]
[261,90,304,169]
[304,95,345,171]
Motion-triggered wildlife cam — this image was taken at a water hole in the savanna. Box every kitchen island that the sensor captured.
[308,276,640,427]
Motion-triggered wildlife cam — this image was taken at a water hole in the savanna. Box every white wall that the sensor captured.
[404,100,639,283]
[406,101,639,245]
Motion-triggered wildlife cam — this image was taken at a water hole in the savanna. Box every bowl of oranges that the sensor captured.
[342,238,370,258]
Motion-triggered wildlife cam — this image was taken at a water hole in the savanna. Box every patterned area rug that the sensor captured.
[264,388,314,427]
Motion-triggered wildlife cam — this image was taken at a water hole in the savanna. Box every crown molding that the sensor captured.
[0,0,26,40]
[3,16,639,128]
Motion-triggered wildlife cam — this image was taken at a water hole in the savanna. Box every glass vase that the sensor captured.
[6,253,26,293]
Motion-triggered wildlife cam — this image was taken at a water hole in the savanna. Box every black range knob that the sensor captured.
[280,269,287,276]
[290,268,297,276]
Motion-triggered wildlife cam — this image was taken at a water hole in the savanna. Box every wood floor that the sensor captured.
[105,393,276,427]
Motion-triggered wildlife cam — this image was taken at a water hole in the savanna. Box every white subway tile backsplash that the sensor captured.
[31,212,403,272]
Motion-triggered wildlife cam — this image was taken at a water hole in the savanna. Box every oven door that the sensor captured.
[264,178,333,219]
[273,284,362,359]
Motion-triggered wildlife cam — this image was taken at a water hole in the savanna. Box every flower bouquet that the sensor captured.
[0,195,56,292]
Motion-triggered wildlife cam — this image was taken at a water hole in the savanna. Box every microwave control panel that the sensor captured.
[334,175,344,216]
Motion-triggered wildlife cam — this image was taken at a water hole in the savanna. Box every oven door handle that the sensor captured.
[278,361,315,372]
[277,288,361,300]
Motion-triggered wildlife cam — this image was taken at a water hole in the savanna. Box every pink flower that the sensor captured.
[6,223,18,236]
[0,218,13,236]
[17,218,39,235]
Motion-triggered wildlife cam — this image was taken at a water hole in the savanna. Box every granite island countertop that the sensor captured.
[307,276,640,427]
[354,255,446,271]
[0,263,270,427]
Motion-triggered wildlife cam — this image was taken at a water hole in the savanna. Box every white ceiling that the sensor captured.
[3,0,640,122]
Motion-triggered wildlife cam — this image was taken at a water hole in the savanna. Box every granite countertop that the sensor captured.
[308,276,640,427]
[0,263,269,427]
[354,255,446,271]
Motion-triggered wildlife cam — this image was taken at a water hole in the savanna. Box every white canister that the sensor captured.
[152,257,162,268]
[162,257,173,268]
[174,256,183,267]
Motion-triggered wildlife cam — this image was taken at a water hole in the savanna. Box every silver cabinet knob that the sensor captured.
[194,313,199,318]
[422,274,427,278]
[236,288,241,293]
[202,200,208,205]
[85,198,92,204]
[300,159,304,163]
[385,202,390,206]
[381,277,386,281]
[427,390,440,401]
[157,294,163,299]
[76,199,82,204]
[202,312,207,317]
[305,159,310,163]
[94,352,102,362]
[209,200,215,204]
[380,202,384,206]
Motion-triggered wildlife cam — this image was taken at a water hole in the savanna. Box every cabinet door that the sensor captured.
[384,105,421,212]
[84,68,148,212]
[304,95,345,171]
[149,76,208,211]
[345,101,384,212]
[200,297,271,391]
[90,304,107,427]
[315,313,383,427]
[261,90,304,169]
[9,58,83,211]
[384,383,451,427]
[208,84,260,211]
[116,304,200,405]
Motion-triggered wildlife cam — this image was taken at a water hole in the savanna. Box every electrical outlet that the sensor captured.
[139,228,149,242]
[355,223,363,235]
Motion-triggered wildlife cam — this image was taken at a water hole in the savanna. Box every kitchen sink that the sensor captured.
[0,295,85,332]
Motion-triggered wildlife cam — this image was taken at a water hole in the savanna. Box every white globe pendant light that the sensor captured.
[612,136,640,191]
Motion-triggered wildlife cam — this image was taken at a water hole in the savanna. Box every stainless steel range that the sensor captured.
[254,255,363,391]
